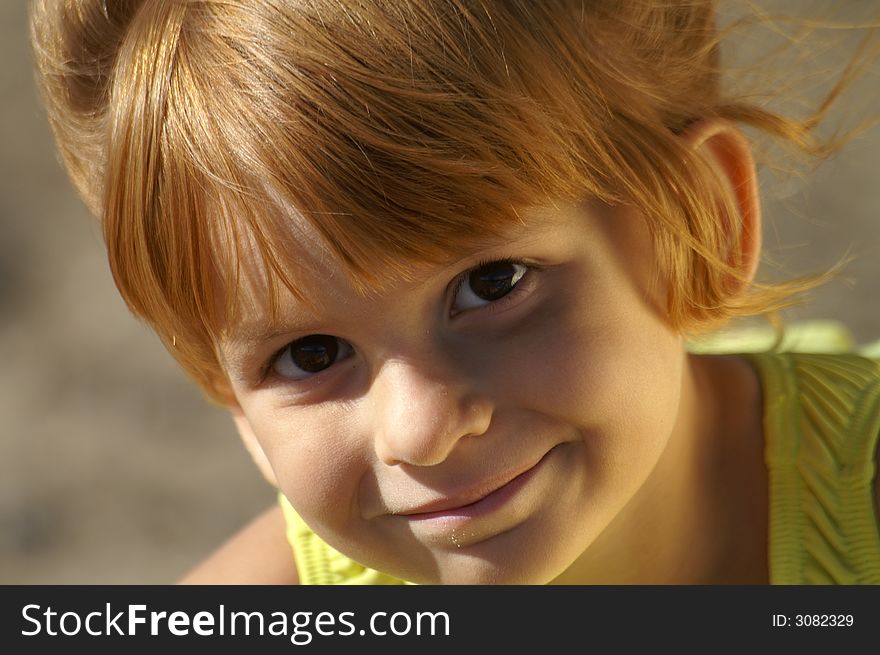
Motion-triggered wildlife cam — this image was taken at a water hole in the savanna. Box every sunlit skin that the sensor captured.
[219,122,770,584]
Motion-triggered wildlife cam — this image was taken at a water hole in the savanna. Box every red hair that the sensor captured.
[31,0,876,402]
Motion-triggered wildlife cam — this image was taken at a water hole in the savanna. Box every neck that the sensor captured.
[551,353,767,585]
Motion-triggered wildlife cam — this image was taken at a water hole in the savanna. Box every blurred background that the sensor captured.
[2,1,879,583]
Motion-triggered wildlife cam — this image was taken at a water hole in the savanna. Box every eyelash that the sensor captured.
[261,258,535,383]
[449,257,533,316]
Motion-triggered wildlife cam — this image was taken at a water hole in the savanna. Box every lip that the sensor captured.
[396,448,555,522]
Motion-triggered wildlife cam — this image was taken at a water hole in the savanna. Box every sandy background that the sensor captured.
[2,1,880,584]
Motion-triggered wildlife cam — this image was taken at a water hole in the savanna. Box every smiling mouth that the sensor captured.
[396,447,556,522]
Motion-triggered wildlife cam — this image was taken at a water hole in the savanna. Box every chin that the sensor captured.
[435,558,566,585]
[424,538,572,585]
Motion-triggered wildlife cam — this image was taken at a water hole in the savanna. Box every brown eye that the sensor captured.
[272,335,353,379]
[453,260,528,312]
[469,261,525,300]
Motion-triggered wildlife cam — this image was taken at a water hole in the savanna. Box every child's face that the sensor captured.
[220,199,689,584]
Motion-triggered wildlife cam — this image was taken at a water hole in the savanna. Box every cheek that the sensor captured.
[502,287,684,463]
[245,404,367,531]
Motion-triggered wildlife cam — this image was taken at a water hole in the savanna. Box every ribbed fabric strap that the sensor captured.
[746,352,880,584]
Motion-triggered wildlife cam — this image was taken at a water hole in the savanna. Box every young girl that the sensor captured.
[30,0,880,584]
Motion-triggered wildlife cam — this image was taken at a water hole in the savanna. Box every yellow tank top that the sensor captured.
[279,493,411,585]
[280,329,880,584]
[745,350,880,584]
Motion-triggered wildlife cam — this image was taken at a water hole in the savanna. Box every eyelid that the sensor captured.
[450,257,518,296]
[448,257,536,317]
[261,336,351,383]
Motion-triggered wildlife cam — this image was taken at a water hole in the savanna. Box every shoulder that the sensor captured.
[177,503,299,585]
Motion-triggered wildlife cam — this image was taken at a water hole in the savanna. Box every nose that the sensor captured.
[371,357,493,467]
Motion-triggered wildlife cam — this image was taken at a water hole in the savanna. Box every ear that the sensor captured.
[228,403,279,488]
[678,118,762,293]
